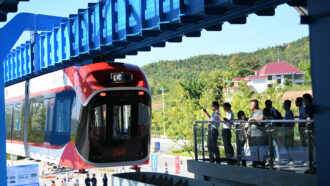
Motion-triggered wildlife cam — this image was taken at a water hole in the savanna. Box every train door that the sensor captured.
[28,97,46,159]
[51,98,72,146]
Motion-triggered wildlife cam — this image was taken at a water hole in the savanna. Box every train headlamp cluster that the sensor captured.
[110,73,133,83]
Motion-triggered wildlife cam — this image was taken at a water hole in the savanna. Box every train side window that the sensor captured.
[28,98,46,143]
[55,98,71,133]
[30,100,44,133]
[13,103,22,131]
[5,105,13,140]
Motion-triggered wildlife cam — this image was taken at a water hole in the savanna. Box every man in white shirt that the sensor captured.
[216,102,234,158]
[203,101,221,163]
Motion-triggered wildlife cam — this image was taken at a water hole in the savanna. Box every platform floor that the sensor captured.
[187,160,317,186]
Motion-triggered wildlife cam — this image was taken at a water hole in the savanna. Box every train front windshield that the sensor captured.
[77,90,151,164]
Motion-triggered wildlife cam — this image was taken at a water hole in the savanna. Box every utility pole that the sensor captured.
[226,70,229,101]
[277,48,280,62]
[160,86,165,136]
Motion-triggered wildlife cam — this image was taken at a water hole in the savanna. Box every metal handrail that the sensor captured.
[193,119,316,173]
[195,119,314,124]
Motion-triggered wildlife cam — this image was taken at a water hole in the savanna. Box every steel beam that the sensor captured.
[2,0,293,86]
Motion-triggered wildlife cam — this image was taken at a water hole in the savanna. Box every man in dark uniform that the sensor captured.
[91,174,97,186]
[303,93,316,173]
[85,174,91,186]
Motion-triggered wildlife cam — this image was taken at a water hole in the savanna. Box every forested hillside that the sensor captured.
[142,36,311,140]
[142,36,310,96]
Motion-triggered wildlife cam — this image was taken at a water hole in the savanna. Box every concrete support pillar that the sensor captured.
[308,0,330,185]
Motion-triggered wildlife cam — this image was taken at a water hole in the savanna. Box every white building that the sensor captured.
[229,62,305,93]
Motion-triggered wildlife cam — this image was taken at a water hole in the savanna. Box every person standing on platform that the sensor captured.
[265,99,281,161]
[295,97,307,147]
[91,174,97,186]
[303,93,314,128]
[103,174,108,186]
[248,100,266,167]
[85,174,91,186]
[202,101,221,163]
[303,93,316,173]
[279,100,295,163]
[265,100,281,119]
[216,102,234,158]
[237,110,248,166]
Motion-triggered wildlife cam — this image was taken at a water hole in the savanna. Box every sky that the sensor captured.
[0,0,309,67]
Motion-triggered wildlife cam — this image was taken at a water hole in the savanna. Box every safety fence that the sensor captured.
[193,119,316,174]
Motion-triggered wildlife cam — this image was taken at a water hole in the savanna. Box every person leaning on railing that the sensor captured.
[248,100,267,167]
[202,101,221,163]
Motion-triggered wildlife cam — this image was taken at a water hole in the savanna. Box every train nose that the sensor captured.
[75,89,151,166]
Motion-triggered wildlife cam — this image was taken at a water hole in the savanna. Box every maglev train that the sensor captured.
[5,62,151,169]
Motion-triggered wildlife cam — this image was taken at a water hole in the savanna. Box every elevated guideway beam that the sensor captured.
[0,13,67,69]
[2,0,301,87]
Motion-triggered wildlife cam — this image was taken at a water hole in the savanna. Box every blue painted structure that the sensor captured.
[0,13,66,82]
[1,0,294,86]
[0,13,65,185]
[3,0,330,186]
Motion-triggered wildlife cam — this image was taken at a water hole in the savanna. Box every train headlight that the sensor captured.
[110,73,133,83]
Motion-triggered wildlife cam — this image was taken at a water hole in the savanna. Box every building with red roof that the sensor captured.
[229,62,305,93]
[256,62,304,76]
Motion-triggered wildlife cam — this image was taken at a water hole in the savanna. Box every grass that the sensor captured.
[166,135,306,158]
[283,84,312,92]
[166,146,226,157]
[165,150,195,157]
[6,154,25,160]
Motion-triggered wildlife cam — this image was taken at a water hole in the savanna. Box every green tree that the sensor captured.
[298,61,311,80]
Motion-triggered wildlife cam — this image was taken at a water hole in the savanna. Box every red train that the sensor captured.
[5,62,151,169]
